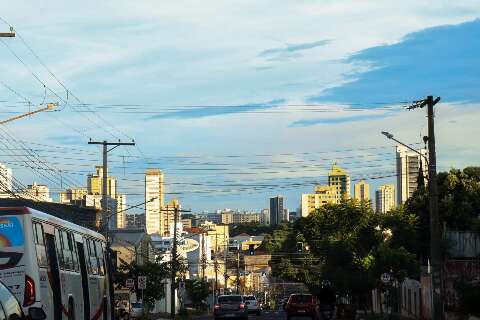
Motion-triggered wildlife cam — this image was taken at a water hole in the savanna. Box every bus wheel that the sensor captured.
[68,299,75,320]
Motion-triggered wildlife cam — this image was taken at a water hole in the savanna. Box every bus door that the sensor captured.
[76,242,90,320]
[45,234,62,320]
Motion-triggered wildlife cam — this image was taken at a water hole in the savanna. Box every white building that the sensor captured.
[115,194,127,229]
[375,184,396,214]
[145,169,164,234]
[21,182,52,202]
[260,209,270,225]
[0,163,12,198]
[396,145,428,204]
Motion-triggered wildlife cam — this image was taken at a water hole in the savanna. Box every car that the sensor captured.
[0,280,46,320]
[285,294,318,320]
[243,295,261,315]
[214,295,249,320]
[129,301,144,319]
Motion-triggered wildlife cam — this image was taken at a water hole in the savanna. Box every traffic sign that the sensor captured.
[381,273,391,284]
[126,278,134,288]
[138,276,147,290]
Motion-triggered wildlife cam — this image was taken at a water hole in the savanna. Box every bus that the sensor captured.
[0,206,112,320]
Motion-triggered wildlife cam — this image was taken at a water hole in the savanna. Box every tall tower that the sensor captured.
[269,196,284,226]
[396,146,428,204]
[145,169,165,234]
[328,164,350,198]
[87,166,117,197]
[375,184,396,214]
[354,180,370,203]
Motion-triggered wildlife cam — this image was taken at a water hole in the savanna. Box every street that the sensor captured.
[193,310,317,320]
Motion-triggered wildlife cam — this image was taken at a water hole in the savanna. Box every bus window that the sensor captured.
[87,239,98,275]
[95,241,105,276]
[68,232,79,272]
[33,223,48,268]
[60,230,73,270]
[54,229,64,269]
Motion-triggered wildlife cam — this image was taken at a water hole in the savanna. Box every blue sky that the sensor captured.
[0,1,479,212]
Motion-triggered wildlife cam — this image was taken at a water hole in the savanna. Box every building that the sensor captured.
[260,209,270,225]
[126,213,145,229]
[159,199,180,236]
[181,218,192,230]
[114,194,127,228]
[145,169,165,234]
[269,196,284,226]
[0,163,12,198]
[110,228,153,266]
[282,208,290,222]
[396,145,428,204]
[328,164,350,198]
[199,221,229,253]
[301,185,339,216]
[220,211,234,224]
[289,211,298,221]
[375,184,396,214]
[233,212,261,224]
[59,188,87,204]
[21,182,52,202]
[87,166,117,197]
[354,180,370,203]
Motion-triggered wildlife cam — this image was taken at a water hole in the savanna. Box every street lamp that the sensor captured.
[381,131,429,166]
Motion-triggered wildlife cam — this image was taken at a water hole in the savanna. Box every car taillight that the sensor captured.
[23,275,35,306]
[214,304,220,310]
[239,303,245,309]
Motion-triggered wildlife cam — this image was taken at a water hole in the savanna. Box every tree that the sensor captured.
[185,279,210,307]
[114,258,170,308]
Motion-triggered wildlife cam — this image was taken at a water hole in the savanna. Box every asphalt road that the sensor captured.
[193,309,317,320]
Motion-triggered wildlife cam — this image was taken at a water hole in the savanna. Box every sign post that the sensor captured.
[138,276,147,303]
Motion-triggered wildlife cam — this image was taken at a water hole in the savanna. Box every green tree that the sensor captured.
[114,258,170,308]
[185,279,210,307]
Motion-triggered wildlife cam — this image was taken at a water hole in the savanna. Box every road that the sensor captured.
[193,309,316,320]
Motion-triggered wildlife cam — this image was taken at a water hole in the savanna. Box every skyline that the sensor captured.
[0,1,479,211]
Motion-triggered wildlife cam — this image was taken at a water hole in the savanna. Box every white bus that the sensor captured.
[0,206,112,320]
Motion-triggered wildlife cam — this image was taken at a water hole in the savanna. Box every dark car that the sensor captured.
[214,295,249,320]
[285,294,318,320]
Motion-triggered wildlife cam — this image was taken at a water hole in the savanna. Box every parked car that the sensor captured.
[243,295,261,315]
[214,295,249,320]
[129,301,144,319]
[285,294,318,320]
[0,280,44,320]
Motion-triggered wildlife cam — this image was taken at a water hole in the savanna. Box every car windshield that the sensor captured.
[290,295,312,303]
[218,296,243,303]
[244,296,256,301]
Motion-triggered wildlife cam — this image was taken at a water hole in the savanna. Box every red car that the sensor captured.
[285,294,318,320]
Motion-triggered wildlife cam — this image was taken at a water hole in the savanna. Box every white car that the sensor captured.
[243,295,261,315]
[129,302,144,319]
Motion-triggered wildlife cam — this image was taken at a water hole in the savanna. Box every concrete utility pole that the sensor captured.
[162,205,191,320]
[406,95,443,319]
[88,139,135,320]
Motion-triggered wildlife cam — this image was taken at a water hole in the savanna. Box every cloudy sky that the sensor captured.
[0,1,479,212]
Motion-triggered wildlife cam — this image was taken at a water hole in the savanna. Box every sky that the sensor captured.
[0,1,479,213]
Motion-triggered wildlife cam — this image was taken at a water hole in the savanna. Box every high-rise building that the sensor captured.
[375,184,396,214]
[115,194,127,228]
[328,164,350,198]
[396,146,428,204]
[60,188,88,204]
[161,199,179,236]
[260,209,270,225]
[0,163,12,198]
[354,180,370,203]
[269,196,284,226]
[301,185,339,216]
[145,169,165,234]
[282,208,290,222]
[87,166,117,197]
[22,182,52,202]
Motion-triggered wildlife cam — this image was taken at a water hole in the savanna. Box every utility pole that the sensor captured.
[88,139,135,320]
[407,95,443,319]
[162,204,191,320]
[236,244,240,294]
[214,232,218,302]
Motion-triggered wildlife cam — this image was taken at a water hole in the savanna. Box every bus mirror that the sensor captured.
[28,307,46,320]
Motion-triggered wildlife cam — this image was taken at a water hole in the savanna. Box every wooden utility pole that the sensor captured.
[407,95,443,319]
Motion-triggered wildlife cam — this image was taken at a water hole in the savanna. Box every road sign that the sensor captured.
[381,273,391,284]
[126,278,134,288]
[138,276,147,290]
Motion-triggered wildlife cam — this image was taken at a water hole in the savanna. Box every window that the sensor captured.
[95,241,105,276]
[33,223,47,267]
[54,229,64,268]
[0,283,23,320]
[60,230,74,271]
[86,239,98,275]
[69,233,79,272]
